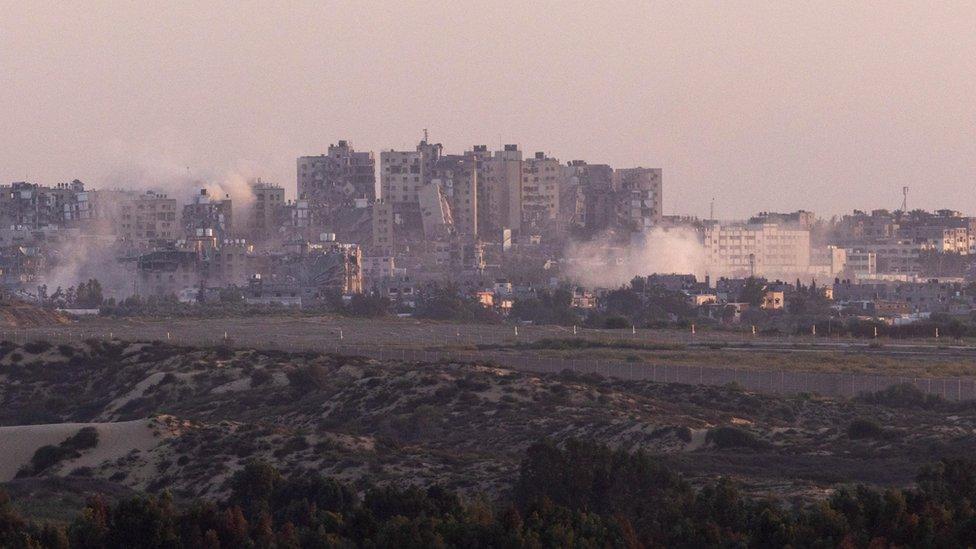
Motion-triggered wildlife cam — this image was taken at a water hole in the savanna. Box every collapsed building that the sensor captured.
[244,238,363,306]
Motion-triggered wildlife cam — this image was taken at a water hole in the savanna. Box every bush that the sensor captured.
[19,427,100,477]
[286,364,330,392]
[847,418,884,439]
[64,427,99,451]
[706,426,765,449]
[603,316,631,329]
[859,383,942,410]
[27,445,73,475]
[214,345,235,360]
[23,341,53,354]
[250,369,273,387]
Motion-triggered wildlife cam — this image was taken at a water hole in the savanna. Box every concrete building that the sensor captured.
[521,152,560,232]
[371,200,394,252]
[297,140,376,226]
[902,225,971,254]
[850,240,926,276]
[703,223,811,280]
[836,210,899,242]
[430,153,479,240]
[481,145,523,236]
[182,189,233,241]
[289,198,312,230]
[246,179,285,239]
[842,248,877,278]
[558,162,587,231]
[417,181,452,238]
[134,249,201,296]
[568,161,616,231]
[750,210,816,229]
[0,181,82,230]
[612,167,663,231]
[259,240,363,295]
[380,149,425,204]
[362,255,397,281]
[116,191,180,249]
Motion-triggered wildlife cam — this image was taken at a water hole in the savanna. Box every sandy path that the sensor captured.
[0,419,157,481]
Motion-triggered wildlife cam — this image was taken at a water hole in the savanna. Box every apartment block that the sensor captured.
[612,167,662,230]
[182,188,233,241]
[480,145,522,235]
[521,152,560,231]
[703,223,811,279]
[297,140,376,225]
[371,200,394,252]
[116,191,180,249]
[246,179,286,239]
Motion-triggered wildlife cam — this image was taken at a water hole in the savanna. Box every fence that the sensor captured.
[3,326,976,401]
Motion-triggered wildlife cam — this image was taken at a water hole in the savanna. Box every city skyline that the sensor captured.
[2,3,975,218]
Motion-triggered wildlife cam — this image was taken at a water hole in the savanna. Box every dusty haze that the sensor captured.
[2,2,975,218]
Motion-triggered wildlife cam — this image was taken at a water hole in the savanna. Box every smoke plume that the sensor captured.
[563,227,706,288]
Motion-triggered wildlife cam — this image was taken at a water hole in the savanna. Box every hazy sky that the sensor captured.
[2,2,974,218]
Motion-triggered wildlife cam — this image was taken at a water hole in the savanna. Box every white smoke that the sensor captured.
[563,227,706,288]
[100,161,260,219]
[41,237,132,300]
[35,146,274,299]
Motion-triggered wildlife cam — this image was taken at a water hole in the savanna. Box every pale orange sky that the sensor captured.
[1,2,974,218]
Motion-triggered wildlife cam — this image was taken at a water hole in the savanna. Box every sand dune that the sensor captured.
[0,419,157,481]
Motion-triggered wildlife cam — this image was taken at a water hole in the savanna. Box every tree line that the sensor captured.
[5,439,976,547]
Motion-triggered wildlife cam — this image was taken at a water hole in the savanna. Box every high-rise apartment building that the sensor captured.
[520,152,560,231]
[182,189,233,241]
[481,145,523,236]
[297,140,376,226]
[246,178,285,238]
[612,167,663,231]
[429,154,478,240]
[371,200,394,252]
[380,150,425,204]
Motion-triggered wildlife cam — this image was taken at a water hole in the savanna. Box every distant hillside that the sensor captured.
[2,339,976,509]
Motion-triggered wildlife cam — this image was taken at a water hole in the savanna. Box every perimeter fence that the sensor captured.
[3,325,975,401]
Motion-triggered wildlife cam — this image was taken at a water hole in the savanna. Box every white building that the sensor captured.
[703,223,811,279]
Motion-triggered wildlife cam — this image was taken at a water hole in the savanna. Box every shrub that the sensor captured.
[20,427,100,476]
[214,345,235,360]
[604,316,631,329]
[847,418,884,439]
[250,369,273,387]
[63,427,99,451]
[286,364,330,392]
[27,445,72,475]
[273,436,310,458]
[859,383,942,410]
[706,426,765,449]
[23,340,52,354]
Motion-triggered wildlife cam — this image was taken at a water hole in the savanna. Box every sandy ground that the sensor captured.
[0,419,157,481]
